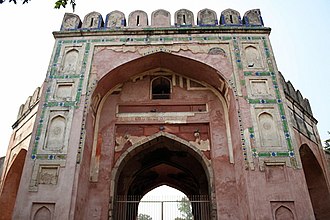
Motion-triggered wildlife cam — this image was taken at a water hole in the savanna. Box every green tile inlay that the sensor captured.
[287,139,293,151]
[248,99,277,104]
[243,71,272,76]
[221,36,232,40]
[258,152,271,157]
[278,104,285,115]
[282,120,289,132]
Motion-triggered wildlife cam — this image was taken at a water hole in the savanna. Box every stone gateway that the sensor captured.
[0,8,330,220]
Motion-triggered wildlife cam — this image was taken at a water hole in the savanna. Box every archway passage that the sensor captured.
[137,185,193,220]
[113,135,212,220]
[300,145,330,219]
[0,149,27,220]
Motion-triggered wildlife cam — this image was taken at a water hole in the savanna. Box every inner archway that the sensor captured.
[299,144,330,219]
[112,134,213,220]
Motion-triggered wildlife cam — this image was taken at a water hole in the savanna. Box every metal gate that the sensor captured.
[114,195,210,220]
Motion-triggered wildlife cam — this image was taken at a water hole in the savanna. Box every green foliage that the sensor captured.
[0,0,76,11]
[54,0,76,11]
[0,0,29,4]
[176,196,193,220]
[138,213,152,220]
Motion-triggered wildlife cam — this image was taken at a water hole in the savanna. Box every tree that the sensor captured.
[325,131,330,152]
[0,0,76,11]
[176,196,193,220]
[138,213,152,220]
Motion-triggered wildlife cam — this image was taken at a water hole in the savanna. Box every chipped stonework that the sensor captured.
[189,139,210,151]
[115,135,146,152]
[96,44,230,58]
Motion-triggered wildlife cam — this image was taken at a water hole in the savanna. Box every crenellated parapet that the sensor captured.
[60,8,264,31]
[278,72,318,142]
[13,86,42,129]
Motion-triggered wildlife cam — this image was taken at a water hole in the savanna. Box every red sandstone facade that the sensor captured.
[0,9,330,220]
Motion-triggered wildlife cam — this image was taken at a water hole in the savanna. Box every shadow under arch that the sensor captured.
[0,149,27,220]
[299,144,330,219]
[110,132,214,220]
[93,51,232,99]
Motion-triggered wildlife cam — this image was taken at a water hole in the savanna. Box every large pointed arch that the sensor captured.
[75,51,239,219]
[299,144,330,219]
[110,132,214,220]
[0,149,27,220]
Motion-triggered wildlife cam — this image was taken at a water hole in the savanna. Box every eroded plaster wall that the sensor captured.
[6,8,330,220]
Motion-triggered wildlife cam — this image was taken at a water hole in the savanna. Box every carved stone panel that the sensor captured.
[55,83,74,101]
[197,8,217,26]
[38,166,59,185]
[250,80,269,96]
[61,13,81,30]
[244,9,263,26]
[175,9,194,26]
[128,10,148,27]
[151,9,171,27]
[265,164,287,183]
[106,11,126,28]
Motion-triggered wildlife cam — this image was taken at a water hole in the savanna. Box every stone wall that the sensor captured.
[6,8,330,220]
[278,72,319,143]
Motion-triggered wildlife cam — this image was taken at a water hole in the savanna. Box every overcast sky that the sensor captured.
[0,0,329,157]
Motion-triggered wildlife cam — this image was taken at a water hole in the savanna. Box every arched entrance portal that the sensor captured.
[299,144,330,219]
[111,133,213,220]
[0,149,27,220]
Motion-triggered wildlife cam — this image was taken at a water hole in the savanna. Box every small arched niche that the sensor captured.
[45,115,66,151]
[258,112,280,147]
[61,49,79,74]
[274,206,294,220]
[34,206,51,220]
[245,45,262,68]
[151,76,171,99]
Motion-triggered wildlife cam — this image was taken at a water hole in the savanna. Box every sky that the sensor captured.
[0,0,329,157]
